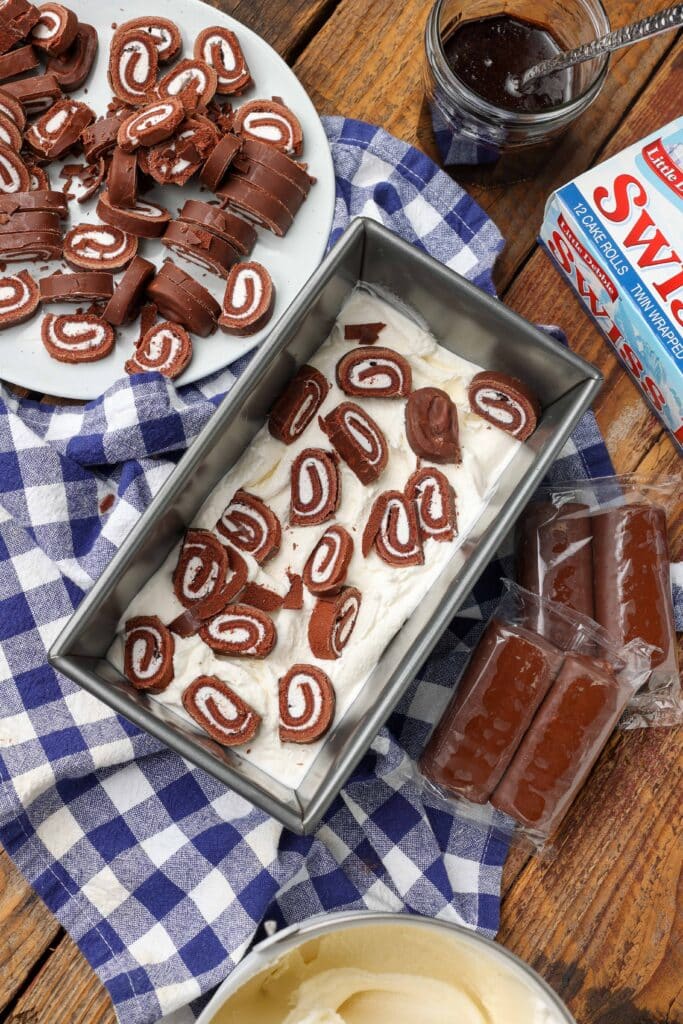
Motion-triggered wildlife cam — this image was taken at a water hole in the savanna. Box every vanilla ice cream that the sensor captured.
[107,288,523,786]
[209,922,566,1024]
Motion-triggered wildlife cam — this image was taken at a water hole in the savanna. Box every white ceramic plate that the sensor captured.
[0,0,335,400]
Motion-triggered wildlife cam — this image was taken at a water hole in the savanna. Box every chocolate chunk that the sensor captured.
[343,322,386,344]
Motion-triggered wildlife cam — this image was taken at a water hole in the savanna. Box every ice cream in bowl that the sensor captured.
[197,911,575,1024]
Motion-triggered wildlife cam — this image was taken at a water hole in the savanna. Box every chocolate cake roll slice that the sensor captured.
[308,587,362,660]
[45,22,96,91]
[182,676,261,746]
[279,665,336,744]
[0,268,39,326]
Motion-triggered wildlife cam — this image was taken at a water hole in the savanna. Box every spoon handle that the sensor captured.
[517,3,683,91]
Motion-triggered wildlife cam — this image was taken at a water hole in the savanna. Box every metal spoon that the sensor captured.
[507,3,683,95]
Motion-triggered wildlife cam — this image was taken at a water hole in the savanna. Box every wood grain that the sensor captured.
[210,0,339,60]
[3,933,115,1024]
[0,0,681,1020]
[292,0,679,289]
[0,851,60,1014]
[498,727,682,1023]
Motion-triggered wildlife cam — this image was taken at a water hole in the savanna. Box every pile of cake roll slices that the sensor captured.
[119,312,541,757]
[0,3,315,375]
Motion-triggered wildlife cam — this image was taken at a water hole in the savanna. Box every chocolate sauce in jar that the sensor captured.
[443,15,574,113]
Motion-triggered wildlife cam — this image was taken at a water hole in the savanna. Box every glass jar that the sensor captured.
[424,0,610,184]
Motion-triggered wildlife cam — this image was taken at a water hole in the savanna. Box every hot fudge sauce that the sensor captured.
[444,15,574,113]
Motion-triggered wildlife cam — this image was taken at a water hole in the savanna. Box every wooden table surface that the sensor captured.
[1,1,681,1021]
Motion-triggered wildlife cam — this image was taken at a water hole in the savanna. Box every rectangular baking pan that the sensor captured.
[50,218,603,834]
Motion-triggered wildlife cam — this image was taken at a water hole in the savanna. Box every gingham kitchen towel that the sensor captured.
[0,118,675,1024]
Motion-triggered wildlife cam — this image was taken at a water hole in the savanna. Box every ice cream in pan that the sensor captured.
[108,288,541,787]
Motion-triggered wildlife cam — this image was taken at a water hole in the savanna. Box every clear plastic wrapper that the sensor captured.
[418,583,654,852]
[516,474,681,728]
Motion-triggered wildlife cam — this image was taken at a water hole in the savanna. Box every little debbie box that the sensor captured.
[540,118,683,451]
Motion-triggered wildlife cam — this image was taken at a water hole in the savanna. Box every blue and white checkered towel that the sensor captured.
[0,118,673,1024]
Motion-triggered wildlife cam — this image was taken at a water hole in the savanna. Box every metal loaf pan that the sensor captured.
[50,218,603,834]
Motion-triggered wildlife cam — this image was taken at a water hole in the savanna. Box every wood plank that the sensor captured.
[210,0,338,60]
[4,933,115,1024]
[0,850,61,1013]
[293,0,678,290]
[498,725,682,1023]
